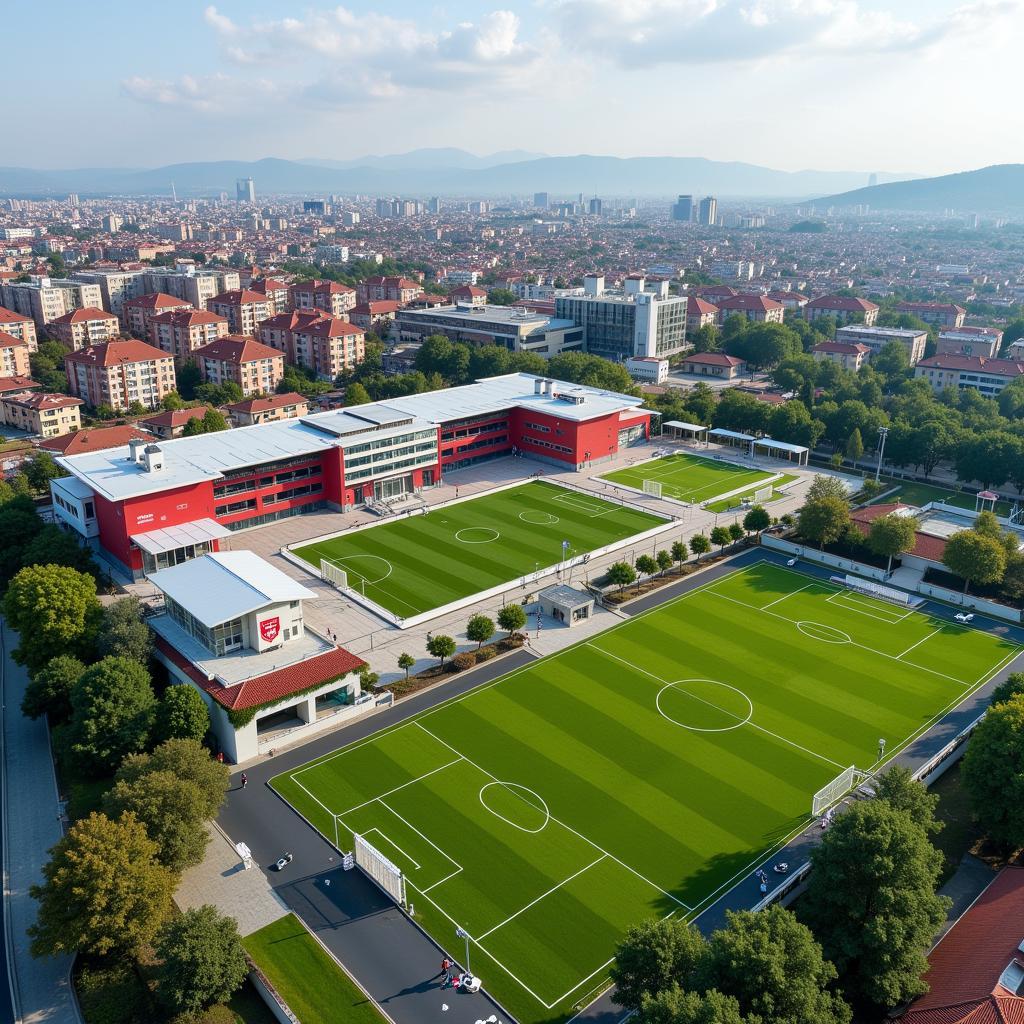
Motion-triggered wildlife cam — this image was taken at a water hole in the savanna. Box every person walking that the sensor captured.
[241,773,248,788]
[438,957,452,981]
[878,737,886,759]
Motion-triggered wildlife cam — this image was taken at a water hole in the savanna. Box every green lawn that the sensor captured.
[272,561,1018,1024]
[602,451,777,505]
[293,481,664,618]
[704,473,800,514]
[244,914,386,1024]
[871,479,1014,517]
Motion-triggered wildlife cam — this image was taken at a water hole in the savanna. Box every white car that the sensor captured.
[954,612,975,623]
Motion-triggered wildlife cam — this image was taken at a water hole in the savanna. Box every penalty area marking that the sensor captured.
[797,621,852,644]
[656,679,753,732]
[519,510,560,526]
[478,781,551,833]
[330,553,394,585]
[455,527,500,544]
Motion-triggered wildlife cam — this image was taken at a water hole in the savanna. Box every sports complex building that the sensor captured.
[49,372,654,579]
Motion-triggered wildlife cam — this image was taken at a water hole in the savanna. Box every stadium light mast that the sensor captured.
[455,926,471,973]
[875,426,889,482]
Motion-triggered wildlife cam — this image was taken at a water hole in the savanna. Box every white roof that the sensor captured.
[148,551,315,627]
[132,518,232,556]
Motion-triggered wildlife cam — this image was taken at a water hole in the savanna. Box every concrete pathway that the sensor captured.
[931,854,996,948]
[2,622,81,1024]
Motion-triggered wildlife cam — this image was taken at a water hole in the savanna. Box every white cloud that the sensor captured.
[120,72,279,112]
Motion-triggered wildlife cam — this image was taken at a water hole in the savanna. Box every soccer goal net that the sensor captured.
[320,559,348,590]
[812,765,857,817]
[354,833,406,907]
[753,485,773,504]
[642,479,663,499]
[840,574,918,607]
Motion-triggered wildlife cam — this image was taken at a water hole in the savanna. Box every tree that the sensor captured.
[4,564,102,674]
[398,652,415,680]
[670,540,688,566]
[466,614,495,649]
[800,801,949,1007]
[639,987,748,1024]
[805,475,849,503]
[154,905,248,1015]
[690,534,711,562]
[635,554,658,584]
[990,672,1024,706]
[690,324,719,353]
[497,603,527,638]
[656,549,673,575]
[743,505,771,537]
[941,530,1006,593]
[728,522,745,544]
[155,684,209,743]
[176,360,202,399]
[182,407,229,436]
[866,512,918,573]
[24,451,64,493]
[20,525,98,579]
[29,811,174,958]
[195,380,244,406]
[700,906,850,1024]
[874,764,941,836]
[345,381,372,406]
[487,288,517,305]
[116,739,229,820]
[427,633,456,667]
[610,918,706,1011]
[844,428,864,466]
[961,693,1024,848]
[20,654,84,723]
[161,391,186,411]
[607,561,637,591]
[710,526,731,552]
[103,770,210,872]
[798,497,850,550]
[96,596,151,664]
[872,340,910,379]
[68,656,156,774]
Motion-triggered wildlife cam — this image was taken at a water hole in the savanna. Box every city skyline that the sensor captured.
[9,0,1023,175]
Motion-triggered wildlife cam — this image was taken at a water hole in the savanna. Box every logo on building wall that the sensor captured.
[259,617,281,642]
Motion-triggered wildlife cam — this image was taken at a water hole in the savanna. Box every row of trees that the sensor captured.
[611,767,949,1020]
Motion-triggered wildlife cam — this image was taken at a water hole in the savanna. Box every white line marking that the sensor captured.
[896,628,942,661]
[420,865,464,893]
[338,757,464,815]
[476,855,607,941]
[363,827,422,870]
[760,583,815,610]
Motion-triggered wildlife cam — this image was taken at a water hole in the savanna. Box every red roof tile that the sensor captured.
[0,375,38,394]
[685,352,745,367]
[718,294,783,312]
[687,297,719,315]
[140,406,210,428]
[193,335,283,364]
[150,308,228,328]
[806,295,880,312]
[226,392,308,414]
[64,339,170,367]
[40,423,151,454]
[0,307,32,326]
[918,355,1024,376]
[849,503,947,562]
[50,306,119,326]
[123,292,192,311]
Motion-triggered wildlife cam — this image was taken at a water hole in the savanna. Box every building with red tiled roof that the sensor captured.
[290,279,356,317]
[717,293,785,324]
[849,503,948,566]
[123,292,193,339]
[449,285,487,306]
[225,392,309,427]
[0,375,39,396]
[0,331,31,378]
[208,289,276,335]
[812,340,871,371]
[897,301,967,329]
[915,355,1024,397]
[248,278,292,314]
[348,300,400,335]
[64,339,177,411]
[288,317,366,379]
[357,275,423,305]
[0,305,38,351]
[38,422,152,455]
[147,551,367,762]
[805,294,880,326]
[193,335,285,397]
[150,308,229,361]
[139,406,212,439]
[686,296,718,333]
[0,391,83,439]
[680,352,748,379]
[48,306,120,351]
[898,867,1024,1024]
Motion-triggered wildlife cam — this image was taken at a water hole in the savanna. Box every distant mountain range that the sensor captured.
[814,164,1024,215]
[0,151,916,200]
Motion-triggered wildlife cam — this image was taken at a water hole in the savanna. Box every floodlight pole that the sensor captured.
[875,426,889,482]
[456,926,471,973]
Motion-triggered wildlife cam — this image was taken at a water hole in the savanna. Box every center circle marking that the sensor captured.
[796,621,851,644]
[478,782,550,833]
[519,511,560,526]
[656,678,753,733]
[455,527,500,544]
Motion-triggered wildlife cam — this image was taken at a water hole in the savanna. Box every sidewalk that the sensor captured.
[2,622,82,1024]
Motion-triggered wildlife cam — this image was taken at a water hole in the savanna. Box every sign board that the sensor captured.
[259,617,281,643]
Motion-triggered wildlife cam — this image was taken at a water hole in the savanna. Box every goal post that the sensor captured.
[642,479,663,499]
[812,765,857,817]
[353,833,407,907]
[753,485,773,504]
[320,559,348,590]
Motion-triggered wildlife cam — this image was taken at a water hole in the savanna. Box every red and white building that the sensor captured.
[812,341,871,372]
[0,332,31,377]
[288,317,365,379]
[248,278,292,314]
[193,335,285,397]
[685,296,718,333]
[48,307,120,350]
[123,292,193,339]
[0,306,38,351]
[357,276,423,305]
[716,294,784,324]
[290,279,356,317]
[0,391,83,438]
[150,308,230,361]
[51,373,653,579]
[208,289,275,335]
[64,339,177,410]
[226,392,309,428]
[348,300,400,335]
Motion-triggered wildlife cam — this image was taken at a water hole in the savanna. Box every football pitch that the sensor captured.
[292,481,665,618]
[602,451,777,505]
[272,561,1020,1023]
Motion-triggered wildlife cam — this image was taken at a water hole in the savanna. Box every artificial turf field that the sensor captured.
[602,450,777,505]
[272,560,1020,1024]
[292,481,664,618]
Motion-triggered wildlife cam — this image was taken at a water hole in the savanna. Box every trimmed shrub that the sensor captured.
[450,652,477,671]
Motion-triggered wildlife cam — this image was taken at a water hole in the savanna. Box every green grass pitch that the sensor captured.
[271,561,1019,1024]
[292,481,664,617]
[601,451,777,505]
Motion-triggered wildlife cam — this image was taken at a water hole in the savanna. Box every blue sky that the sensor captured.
[10,0,1023,173]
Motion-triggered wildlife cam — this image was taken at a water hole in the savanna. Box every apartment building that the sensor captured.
[141,265,241,310]
[812,341,871,372]
[685,296,718,333]
[935,326,1003,358]
[0,392,83,438]
[717,293,785,324]
[915,354,1024,396]
[257,309,330,363]
[208,289,275,335]
[193,335,285,397]
[348,300,400,335]
[805,295,880,326]
[0,276,102,327]
[357,276,423,305]
[150,309,230,361]
[555,275,687,360]
[48,307,120,350]
[287,317,365,380]
[65,339,177,410]
[249,278,292,314]
[0,333,32,377]
[225,392,309,427]
[448,286,486,307]
[0,306,38,351]
[896,301,966,329]
[70,268,147,317]
[835,324,928,365]
[290,279,356,317]
[139,407,211,439]
[123,293,193,339]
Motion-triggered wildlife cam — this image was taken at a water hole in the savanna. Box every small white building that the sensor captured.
[537,585,594,628]
[148,551,367,763]
[625,356,669,384]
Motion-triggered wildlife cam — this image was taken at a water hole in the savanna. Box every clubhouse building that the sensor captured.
[50,373,654,579]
